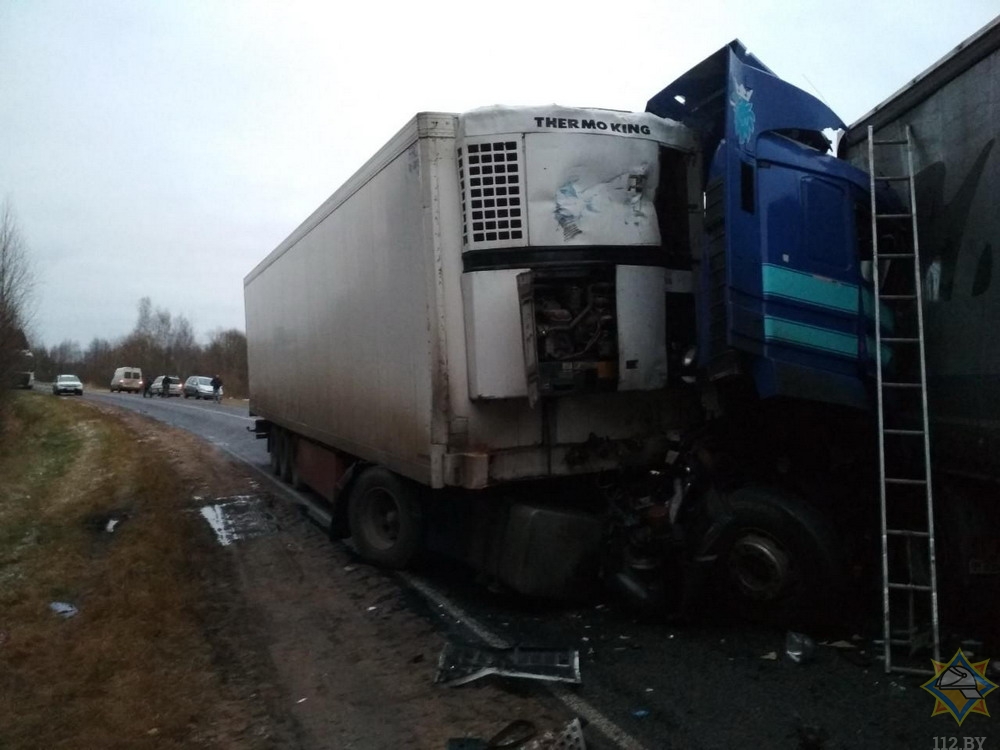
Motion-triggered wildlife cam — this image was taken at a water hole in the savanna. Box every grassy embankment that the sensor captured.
[0,392,249,749]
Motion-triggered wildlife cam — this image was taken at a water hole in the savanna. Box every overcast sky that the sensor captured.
[2,1,997,349]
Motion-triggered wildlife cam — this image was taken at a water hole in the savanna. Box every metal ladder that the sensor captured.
[867,125,940,675]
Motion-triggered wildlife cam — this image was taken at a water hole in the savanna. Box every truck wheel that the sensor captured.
[348,467,423,569]
[712,486,844,627]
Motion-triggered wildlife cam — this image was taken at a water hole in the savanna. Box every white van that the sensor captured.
[110,367,143,393]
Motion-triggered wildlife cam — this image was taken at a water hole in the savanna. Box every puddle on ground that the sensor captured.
[198,495,277,546]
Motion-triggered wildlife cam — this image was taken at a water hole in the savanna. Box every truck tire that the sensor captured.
[711,486,845,628]
[348,467,424,569]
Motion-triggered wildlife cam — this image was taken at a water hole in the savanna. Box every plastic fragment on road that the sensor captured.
[105,518,120,533]
[761,651,778,660]
[435,642,581,687]
[785,631,817,664]
[631,709,650,719]
[49,602,78,618]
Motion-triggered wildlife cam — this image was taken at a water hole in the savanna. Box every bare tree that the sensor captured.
[0,200,36,394]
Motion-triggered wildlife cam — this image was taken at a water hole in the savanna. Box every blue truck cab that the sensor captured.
[648,41,887,410]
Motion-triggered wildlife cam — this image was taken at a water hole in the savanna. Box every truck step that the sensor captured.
[873,138,909,146]
[882,381,922,388]
[881,337,920,343]
[885,477,928,486]
[886,529,930,537]
[876,213,913,220]
[880,294,918,301]
[883,428,925,436]
[889,582,933,592]
[878,253,916,259]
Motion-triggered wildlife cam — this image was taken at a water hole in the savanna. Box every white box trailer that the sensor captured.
[245,105,700,591]
[246,107,699,486]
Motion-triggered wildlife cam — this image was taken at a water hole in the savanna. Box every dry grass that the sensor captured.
[0,392,260,749]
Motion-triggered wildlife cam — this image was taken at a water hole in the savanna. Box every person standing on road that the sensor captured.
[160,375,169,398]
[142,376,153,398]
[210,374,223,403]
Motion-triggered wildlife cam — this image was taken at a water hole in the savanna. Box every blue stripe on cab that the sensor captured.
[764,316,858,357]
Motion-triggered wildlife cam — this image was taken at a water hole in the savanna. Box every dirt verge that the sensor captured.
[1,393,572,749]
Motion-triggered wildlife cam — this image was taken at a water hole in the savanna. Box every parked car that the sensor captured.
[110,367,143,393]
[52,374,84,396]
[183,375,220,400]
[150,375,182,397]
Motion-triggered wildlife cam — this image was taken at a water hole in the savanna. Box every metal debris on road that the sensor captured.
[435,642,581,687]
[785,631,816,664]
[49,602,78,618]
[523,718,585,749]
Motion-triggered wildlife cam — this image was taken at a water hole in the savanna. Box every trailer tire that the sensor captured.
[348,467,423,569]
[712,486,845,628]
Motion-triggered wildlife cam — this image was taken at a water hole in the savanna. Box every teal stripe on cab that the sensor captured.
[764,316,858,357]
[762,264,857,313]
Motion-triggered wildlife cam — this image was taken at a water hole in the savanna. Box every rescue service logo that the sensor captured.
[921,649,998,725]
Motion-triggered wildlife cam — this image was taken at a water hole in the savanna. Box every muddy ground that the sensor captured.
[93,403,575,749]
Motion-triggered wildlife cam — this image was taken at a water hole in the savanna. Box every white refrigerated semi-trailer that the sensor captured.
[245,105,699,588]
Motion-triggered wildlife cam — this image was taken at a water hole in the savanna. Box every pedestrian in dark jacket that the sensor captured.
[210,374,223,403]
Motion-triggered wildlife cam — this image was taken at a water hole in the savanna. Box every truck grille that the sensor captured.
[458,139,525,249]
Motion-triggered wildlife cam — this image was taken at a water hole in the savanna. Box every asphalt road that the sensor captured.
[72,387,995,749]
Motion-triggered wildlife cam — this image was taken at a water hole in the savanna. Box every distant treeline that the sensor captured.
[33,297,248,398]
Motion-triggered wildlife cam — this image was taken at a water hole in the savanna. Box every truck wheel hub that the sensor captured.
[361,490,400,549]
[729,533,790,600]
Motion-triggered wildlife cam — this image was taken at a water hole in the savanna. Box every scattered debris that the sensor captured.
[644,687,654,693]
[435,642,581,687]
[198,495,275,546]
[410,653,425,664]
[296,697,308,704]
[446,719,536,750]
[524,718,585,749]
[819,640,856,649]
[367,606,378,612]
[631,709,650,719]
[49,602,78,619]
[105,518,121,533]
[785,632,816,664]
[761,651,779,661]
[343,565,357,572]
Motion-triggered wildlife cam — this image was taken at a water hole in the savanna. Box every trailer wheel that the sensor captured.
[712,486,844,627]
[348,467,423,569]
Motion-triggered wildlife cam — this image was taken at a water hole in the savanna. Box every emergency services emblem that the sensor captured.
[921,649,997,725]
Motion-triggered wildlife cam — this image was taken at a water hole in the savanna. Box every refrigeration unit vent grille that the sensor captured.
[458,139,524,249]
